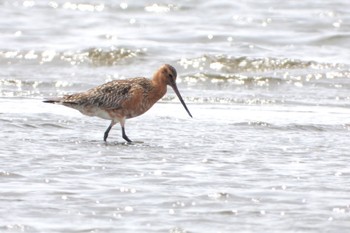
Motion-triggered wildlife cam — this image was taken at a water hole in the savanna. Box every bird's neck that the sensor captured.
[151,74,167,100]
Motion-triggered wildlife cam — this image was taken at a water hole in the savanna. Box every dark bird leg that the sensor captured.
[120,118,132,143]
[122,126,132,143]
[104,121,115,142]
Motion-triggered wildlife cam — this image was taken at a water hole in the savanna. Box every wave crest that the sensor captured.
[179,55,346,73]
[178,55,350,87]
[0,47,146,66]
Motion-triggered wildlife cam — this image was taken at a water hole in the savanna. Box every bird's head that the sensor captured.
[156,64,192,118]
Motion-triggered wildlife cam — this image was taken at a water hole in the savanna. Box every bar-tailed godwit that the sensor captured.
[44,64,192,143]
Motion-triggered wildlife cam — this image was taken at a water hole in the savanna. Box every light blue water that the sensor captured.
[1,1,350,232]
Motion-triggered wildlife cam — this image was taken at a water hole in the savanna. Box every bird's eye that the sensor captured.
[169,74,173,79]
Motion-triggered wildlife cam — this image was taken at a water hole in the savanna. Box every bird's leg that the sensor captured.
[104,121,115,142]
[120,118,132,143]
[122,127,132,143]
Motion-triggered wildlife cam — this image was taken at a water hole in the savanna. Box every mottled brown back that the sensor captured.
[62,78,153,109]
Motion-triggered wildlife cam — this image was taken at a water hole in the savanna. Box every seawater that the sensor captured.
[1,1,350,232]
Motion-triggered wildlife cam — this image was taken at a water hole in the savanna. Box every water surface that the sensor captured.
[1,0,350,232]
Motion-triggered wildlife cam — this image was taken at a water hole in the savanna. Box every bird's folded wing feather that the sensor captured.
[62,80,140,109]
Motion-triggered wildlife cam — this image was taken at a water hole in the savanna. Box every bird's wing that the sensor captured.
[62,78,146,109]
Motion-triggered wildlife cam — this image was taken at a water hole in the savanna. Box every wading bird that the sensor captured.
[43,64,192,142]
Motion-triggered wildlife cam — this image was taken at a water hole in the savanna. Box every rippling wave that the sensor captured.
[2,59,350,107]
[86,48,146,66]
[0,78,78,97]
[0,171,24,178]
[179,55,348,72]
[1,52,350,106]
[162,96,279,105]
[233,122,350,132]
[0,47,146,66]
[178,55,350,87]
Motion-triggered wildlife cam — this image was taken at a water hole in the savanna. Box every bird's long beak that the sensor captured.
[170,81,193,118]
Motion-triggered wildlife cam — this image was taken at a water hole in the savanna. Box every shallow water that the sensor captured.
[1,0,350,232]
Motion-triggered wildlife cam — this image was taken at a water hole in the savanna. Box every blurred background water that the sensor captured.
[1,0,350,232]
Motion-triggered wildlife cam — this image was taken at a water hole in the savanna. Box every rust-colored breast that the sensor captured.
[119,78,165,118]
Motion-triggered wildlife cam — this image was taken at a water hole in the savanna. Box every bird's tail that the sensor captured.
[43,98,62,104]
